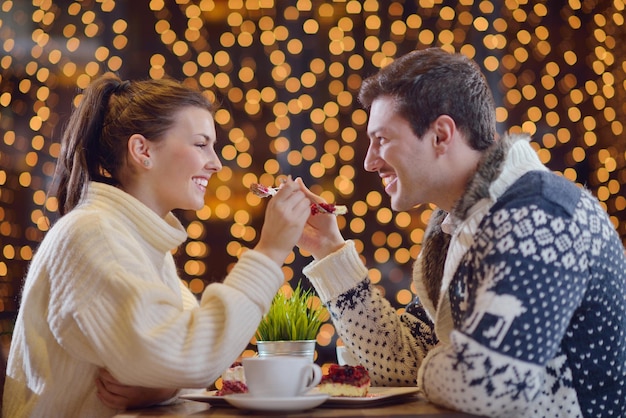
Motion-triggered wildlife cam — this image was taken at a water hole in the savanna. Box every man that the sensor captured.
[297,48,626,418]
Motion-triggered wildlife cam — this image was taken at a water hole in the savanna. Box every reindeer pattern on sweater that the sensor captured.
[304,135,626,418]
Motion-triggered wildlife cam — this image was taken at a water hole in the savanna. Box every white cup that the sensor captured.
[336,345,359,366]
[242,356,323,398]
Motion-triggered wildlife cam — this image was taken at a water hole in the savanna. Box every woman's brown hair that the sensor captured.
[51,73,214,216]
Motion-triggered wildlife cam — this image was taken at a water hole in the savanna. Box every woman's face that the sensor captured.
[144,106,222,216]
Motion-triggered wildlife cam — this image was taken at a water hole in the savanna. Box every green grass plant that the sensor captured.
[256,281,326,341]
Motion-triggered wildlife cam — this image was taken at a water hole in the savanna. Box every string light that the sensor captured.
[1,1,624,364]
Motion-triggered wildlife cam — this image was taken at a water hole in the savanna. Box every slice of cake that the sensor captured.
[317,364,371,397]
[215,362,248,396]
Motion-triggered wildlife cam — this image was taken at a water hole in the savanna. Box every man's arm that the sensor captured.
[303,241,438,386]
[325,279,438,386]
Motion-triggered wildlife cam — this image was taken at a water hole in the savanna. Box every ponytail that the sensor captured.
[52,74,128,215]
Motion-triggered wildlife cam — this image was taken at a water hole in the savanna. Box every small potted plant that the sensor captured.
[255,281,326,361]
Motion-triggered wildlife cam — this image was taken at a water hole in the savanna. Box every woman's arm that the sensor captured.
[95,368,178,410]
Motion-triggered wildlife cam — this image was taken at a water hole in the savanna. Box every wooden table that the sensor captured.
[115,397,484,417]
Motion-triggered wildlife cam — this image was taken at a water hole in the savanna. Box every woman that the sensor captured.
[3,74,312,417]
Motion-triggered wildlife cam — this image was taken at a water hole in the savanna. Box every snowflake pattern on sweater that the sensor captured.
[440,176,626,417]
[328,280,436,385]
[310,137,626,418]
[420,172,624,417]
[322,176,626,417]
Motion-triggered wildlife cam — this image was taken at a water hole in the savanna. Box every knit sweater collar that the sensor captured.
[415,134,547,314]
[451,133,547,222]
[82,182,188,253]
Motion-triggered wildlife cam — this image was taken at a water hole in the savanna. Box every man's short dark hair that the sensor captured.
[358,48,496,151]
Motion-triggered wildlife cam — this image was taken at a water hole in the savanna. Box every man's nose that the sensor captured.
[363,146,380,172]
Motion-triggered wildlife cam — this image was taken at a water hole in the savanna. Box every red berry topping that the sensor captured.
[216,380,248,396]
[321,364,370,385]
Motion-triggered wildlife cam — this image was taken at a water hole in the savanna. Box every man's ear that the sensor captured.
[431,115,456,155]
[127,134,152,169]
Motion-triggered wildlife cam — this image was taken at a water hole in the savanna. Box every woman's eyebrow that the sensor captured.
[195,133,214,142]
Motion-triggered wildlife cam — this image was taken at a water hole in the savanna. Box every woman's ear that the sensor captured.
[127,134,152,169]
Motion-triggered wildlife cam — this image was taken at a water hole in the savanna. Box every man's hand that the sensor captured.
[95,368,178,410]
[295,178,346,259]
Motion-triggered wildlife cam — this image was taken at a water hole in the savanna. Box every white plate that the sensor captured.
[181,387,419,408]
[180,390,229,406]
[223,393,330,412]
[320,386,420,407]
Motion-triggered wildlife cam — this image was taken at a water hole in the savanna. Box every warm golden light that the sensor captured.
[0,0,624,366]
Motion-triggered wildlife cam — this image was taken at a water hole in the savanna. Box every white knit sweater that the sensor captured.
[4,182,285,418]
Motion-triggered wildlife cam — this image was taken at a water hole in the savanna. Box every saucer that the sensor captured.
[223,393,329,412]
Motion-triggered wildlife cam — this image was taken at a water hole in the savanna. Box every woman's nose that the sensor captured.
[206,149,223,172]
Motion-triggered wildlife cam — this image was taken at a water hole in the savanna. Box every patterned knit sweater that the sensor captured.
[303,134,626,418]
[4,182,285,418]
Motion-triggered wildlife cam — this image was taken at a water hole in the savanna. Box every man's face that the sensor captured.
[364,96,440,212]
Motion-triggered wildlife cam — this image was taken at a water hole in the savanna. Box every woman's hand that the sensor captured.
[295,178,346,260]
[95,368,177,410]
[254,176,311,266]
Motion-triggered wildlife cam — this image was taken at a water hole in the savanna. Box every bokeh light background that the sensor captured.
[1,0,625,370]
